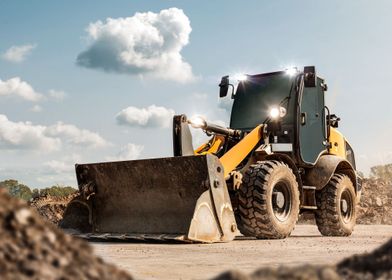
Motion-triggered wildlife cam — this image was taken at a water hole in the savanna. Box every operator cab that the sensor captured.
[219,66,328,167]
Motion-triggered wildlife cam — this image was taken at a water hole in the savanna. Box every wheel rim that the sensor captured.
[272,181,292,222]
[340,189,354,223]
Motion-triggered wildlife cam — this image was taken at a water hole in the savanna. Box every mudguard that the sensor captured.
[304,155,358,192]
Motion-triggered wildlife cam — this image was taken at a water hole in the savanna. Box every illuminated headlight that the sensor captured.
[285,67,298,76]
[188,116,207,129]
[235,74,248,82]
[269,106,287,119]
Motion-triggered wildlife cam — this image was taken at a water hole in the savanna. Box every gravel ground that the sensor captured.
[93,225,392,280]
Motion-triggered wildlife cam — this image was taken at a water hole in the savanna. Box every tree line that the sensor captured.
[0,179,77,201]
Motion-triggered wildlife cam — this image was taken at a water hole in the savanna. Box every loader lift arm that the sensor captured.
[219,125,264,177]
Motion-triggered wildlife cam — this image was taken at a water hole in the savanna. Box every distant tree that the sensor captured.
[0,179,32,201]
[0,179,77,200]
[31,188,40,199]
[370,163,392,182]
[40,185,77,197]
[8,184,32,201]
[0,179,19,189]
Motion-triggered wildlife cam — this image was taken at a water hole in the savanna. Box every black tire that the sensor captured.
[237,161,300,239]
[315,174,356,236]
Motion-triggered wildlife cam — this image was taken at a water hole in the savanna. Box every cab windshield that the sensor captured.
[229,72,297,130]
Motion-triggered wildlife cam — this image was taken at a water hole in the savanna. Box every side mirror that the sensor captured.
[304,66,316,87]
[219,75,229,98]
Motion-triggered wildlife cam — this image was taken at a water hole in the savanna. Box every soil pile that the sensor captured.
[213,265,339,280]
[29,193,78,225]
[0,189,133,280]
[212,237,392,280]
[357,178,392,224]
[337,237,392,279]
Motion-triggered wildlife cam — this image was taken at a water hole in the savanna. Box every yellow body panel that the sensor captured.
[219,125,263,177]
[328,127,346,158]
[195,135,225,155]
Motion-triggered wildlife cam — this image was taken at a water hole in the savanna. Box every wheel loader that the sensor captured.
[61,66,361,243]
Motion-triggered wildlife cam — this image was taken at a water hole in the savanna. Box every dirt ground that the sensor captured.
[92,225,392,280]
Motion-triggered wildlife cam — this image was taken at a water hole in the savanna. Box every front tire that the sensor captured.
[237,161,300,239]
[315,174,356,236]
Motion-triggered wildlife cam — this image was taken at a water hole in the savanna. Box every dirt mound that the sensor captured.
[212,235,392,280]
[213,266,339,280]
[357,178,392,224]
[337,237,392,279]
[29,193,78,225]
[0,189,133,280]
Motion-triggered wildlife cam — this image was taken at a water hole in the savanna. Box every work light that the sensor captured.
[188,116,207,129]
[269,106,287,119]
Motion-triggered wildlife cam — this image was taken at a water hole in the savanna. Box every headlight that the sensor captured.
[188,116,207,129]
[269,106,287,119]
[285,67,298,76]
[234,73,248,82]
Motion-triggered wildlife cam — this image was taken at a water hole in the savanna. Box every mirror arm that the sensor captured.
[229,84,235,98]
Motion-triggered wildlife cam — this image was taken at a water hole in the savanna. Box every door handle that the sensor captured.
[301,112,307,125]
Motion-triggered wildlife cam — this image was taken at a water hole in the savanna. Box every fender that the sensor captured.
[304,155,358,192]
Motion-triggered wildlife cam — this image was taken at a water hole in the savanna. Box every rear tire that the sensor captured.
[315,174,356,236]
[237,161,300,239]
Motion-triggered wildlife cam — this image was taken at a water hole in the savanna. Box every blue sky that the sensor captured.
[0,1,391,187]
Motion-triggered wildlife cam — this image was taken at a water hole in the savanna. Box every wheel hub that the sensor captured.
[272,181,292,222]
[340,189,353,223]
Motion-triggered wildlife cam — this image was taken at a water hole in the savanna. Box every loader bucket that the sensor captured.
[60,154,238,243]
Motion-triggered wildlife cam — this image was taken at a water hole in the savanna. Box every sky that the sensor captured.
[0,0,392,188]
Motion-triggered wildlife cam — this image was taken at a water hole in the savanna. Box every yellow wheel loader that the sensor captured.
[61,66,361,243]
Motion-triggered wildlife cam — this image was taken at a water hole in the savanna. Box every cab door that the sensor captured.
[299,78,327,165]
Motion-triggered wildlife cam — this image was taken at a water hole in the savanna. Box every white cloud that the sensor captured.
[0,114,108,151]
[0,114,60,151]
[45,122,108,148]
[116,105,175,128]
[30,105,42,113]
[48,89,67,101]
[2,44,36,63]
[43,154,81,174]
[106,143,144,161]
[77,8,194,82]
[0,77,43,101]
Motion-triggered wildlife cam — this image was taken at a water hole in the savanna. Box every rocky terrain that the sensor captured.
[298,178,392,225]
[29,193,77,225]
[356,178,392,224]
[0,189,133,280]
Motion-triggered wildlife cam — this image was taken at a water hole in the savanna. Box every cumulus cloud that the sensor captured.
[77,8,194,82]
[2,44,36,63]
[106,143,144,161]
[43,154,82,174]
[0,114,108,151]
[48,89,67,101]
[45,122,108,148]
[0,115,60,151]
[116,105,175,128]
[0,77,43,101]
